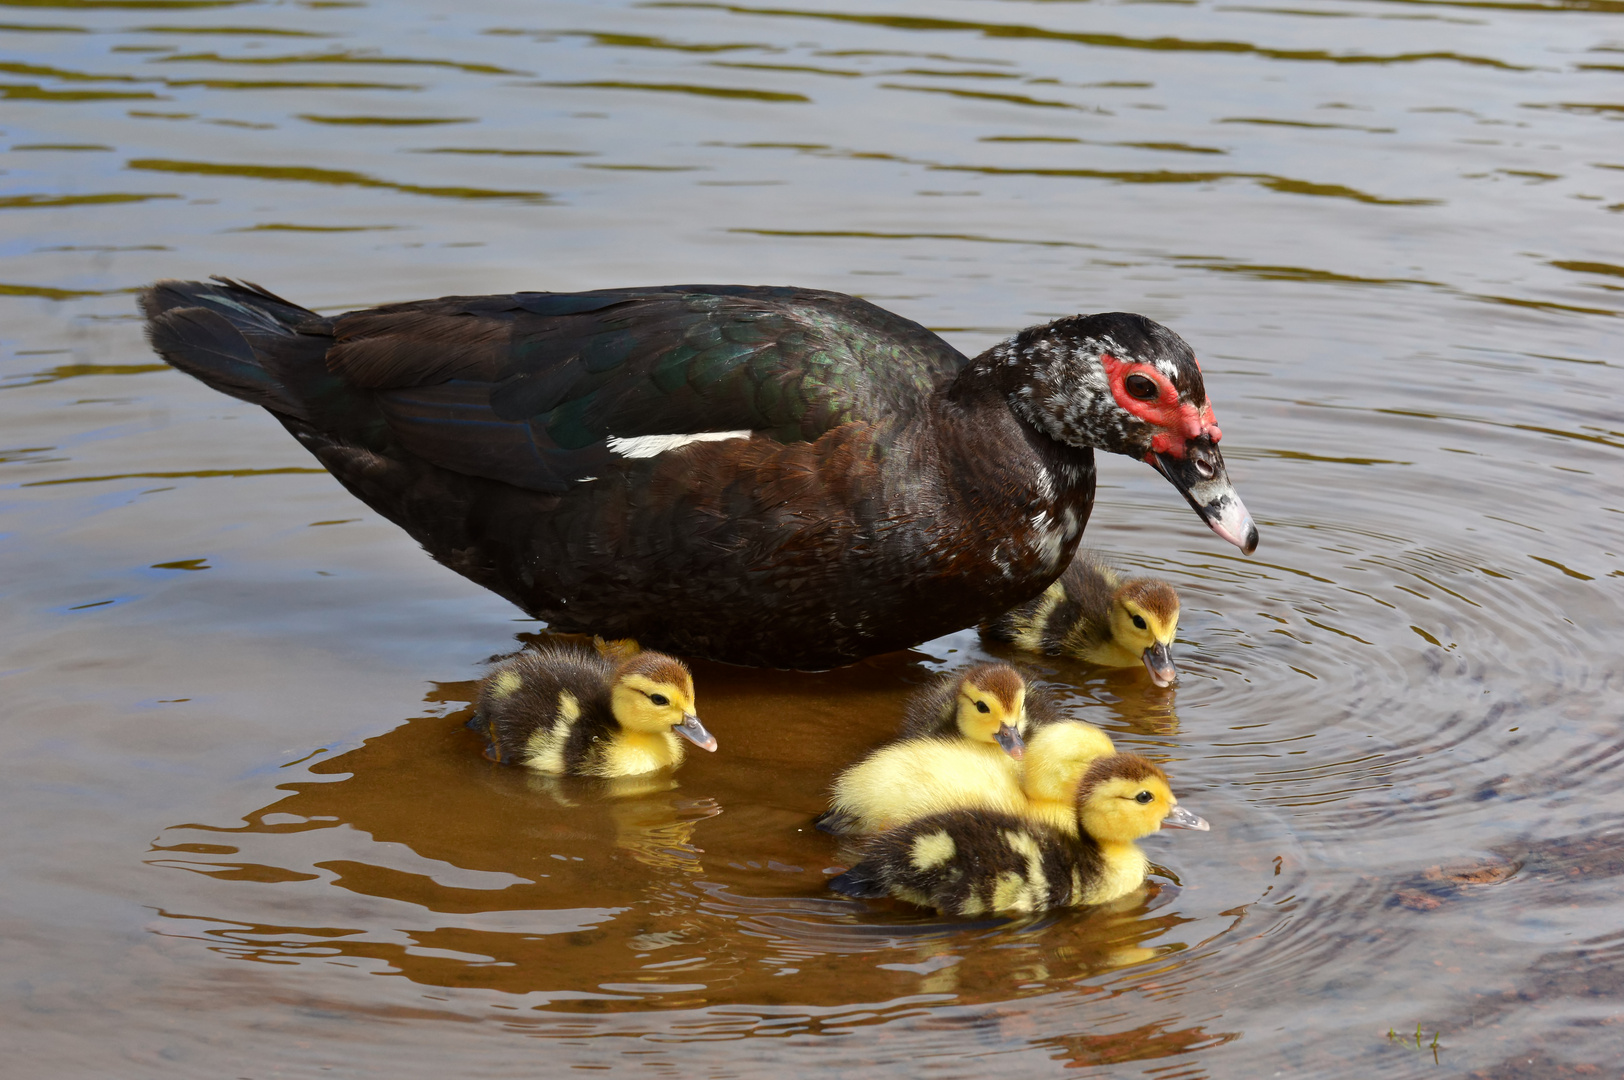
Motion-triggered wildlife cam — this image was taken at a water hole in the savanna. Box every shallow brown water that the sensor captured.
[3,0,1622,1076]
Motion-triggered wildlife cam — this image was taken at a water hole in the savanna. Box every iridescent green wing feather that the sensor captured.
[356,285,967,492]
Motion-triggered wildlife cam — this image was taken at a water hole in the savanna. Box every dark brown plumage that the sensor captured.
[141,278,1254,668]
[472,646,715,777]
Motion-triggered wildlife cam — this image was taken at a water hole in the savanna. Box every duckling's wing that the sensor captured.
[338,286,970,494]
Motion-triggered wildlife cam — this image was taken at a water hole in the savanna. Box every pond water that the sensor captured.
[3,0,1622,1075]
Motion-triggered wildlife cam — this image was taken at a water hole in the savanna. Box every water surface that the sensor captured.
[2,0,1622,1076]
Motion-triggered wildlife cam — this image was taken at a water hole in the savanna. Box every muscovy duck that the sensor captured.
[142,279,1255,668]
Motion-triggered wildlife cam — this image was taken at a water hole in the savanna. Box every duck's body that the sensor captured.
[829,753,1207,916]
[983,552,1182,686]
[142,279,1254,668]
[473,646,716,778]
[816,664,1045,835]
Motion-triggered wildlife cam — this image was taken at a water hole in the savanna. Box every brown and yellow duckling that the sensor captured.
[982,552,1181,686]
[815,663,1053,835]
[828,753,1207,915]
[471,646,717,777]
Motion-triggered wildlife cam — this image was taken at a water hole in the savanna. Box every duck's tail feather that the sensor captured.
[141,277,329,421]
[827,861,888,899]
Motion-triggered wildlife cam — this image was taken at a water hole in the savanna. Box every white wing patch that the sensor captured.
[606,430,752,459]
[1028,510,1067,571]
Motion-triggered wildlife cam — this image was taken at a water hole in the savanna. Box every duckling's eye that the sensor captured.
[1124,373,1159,401]
[1134,791,1154,804]
[1131,614,1147,631]
[975,700,991,714]
[647,693,670,706]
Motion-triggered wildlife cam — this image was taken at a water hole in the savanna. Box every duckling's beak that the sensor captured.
[674,714,718,752]
[1141,642,1177,687]
[994,723,1026,760]
[1150,434,1258,555]
[1160,804,1209,831]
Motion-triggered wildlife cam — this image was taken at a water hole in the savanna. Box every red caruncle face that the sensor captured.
[1098,352,1221,460]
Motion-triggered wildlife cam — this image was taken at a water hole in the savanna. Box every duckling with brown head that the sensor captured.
[983,552,1182,686]
[828,752,1206,916]
[896,662,1038,756]
[474,646,717,777]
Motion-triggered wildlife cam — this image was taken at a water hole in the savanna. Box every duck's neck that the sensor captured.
[944,343,1098,507]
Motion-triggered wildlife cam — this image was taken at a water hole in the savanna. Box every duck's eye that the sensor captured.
[1131,613,1147,631]
[975,700,991,714]
[648,693,670,706]
[1134,791,1154,804]
[1124,373,1159,401]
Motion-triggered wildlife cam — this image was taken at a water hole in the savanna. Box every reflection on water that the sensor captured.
[3,0,1622,1074]
[146,670,1223,1013]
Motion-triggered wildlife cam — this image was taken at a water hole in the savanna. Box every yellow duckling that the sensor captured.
[471,646,717,777]
[1018,720,1120,834]
[815,718,1117,838]
[815,663,1051,835]
[982,552,1181,686]
[828,753,1207,915]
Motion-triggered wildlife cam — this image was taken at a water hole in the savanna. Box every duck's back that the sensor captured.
[148,281,968,492]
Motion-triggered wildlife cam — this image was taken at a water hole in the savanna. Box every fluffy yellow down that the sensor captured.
[826,739,1025,834]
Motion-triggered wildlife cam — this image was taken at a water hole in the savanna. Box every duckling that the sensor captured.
[815,718,1117,839]
[1018,720,1119,834]
[897,662,1048,749]
[471,646,717,777]
[815,663,1053,836]
[828,753,1207,915]
[982,552,1181,687]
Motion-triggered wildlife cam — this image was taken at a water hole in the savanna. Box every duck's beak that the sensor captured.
[674,714,718,752]
[1150,434,1258,555]
[1141,641,1178,687]
[994,722,1026,760]
[1161,804,1209,831]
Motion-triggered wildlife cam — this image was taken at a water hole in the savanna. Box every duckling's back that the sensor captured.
[817,738,1026,835]
[895,672,967,740]
[475,647,616,771]
[981,553,1119,656]
[1020,720,1118,834]
[829,809,1104,916]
